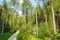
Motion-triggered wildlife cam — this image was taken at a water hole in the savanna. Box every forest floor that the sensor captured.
[8,30,19,40]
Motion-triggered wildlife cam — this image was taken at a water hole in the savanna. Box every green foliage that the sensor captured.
[4,23,10,33]
[26,23,34,30]
[17,33,42,40]
[38,22,52,38]
[0,33,12,40]
[55,33,60,40]
[17,33,25,40]
[22,34,41,40]
[0,0,60,40]
[26,23,34,34]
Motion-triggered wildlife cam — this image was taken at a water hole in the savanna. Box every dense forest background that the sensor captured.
[0,0,60,40]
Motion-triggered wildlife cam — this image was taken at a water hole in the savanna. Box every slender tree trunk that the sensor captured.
[44,11,47,24]
[24,9,26,34]
[2,0,7,34]
[2,16,4,34]
[51,0,56,35]
[51,0,56,40]
[36,10,38,37]
[43,1,48,24]
[35,0,38,37]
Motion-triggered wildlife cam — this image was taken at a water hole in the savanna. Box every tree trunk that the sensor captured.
[24,9,26,34]
[51,0,56,35]
[36,10,38,37]
[51,0,56,40]
[44,10,47,24]
[2,17,4,34]
[43,1,48,24]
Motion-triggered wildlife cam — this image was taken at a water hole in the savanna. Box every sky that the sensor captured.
[0,0,10,5]
[30,0,43,7]
[0,0,2,5]
[0,0,43,16]
[0,0,43,7]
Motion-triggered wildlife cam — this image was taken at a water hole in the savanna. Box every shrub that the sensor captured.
[26,23,34,30]
[38,22,52,38]
[55,33,60,40]
[22,34,42,40]
[0,33,12,40]
[26,23,34,34]
[17,33,25,40]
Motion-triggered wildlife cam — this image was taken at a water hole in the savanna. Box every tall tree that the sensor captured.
[22,0,31,34]
[51,0,56,40]
[2,0,7,34]
[38,0,48,24]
